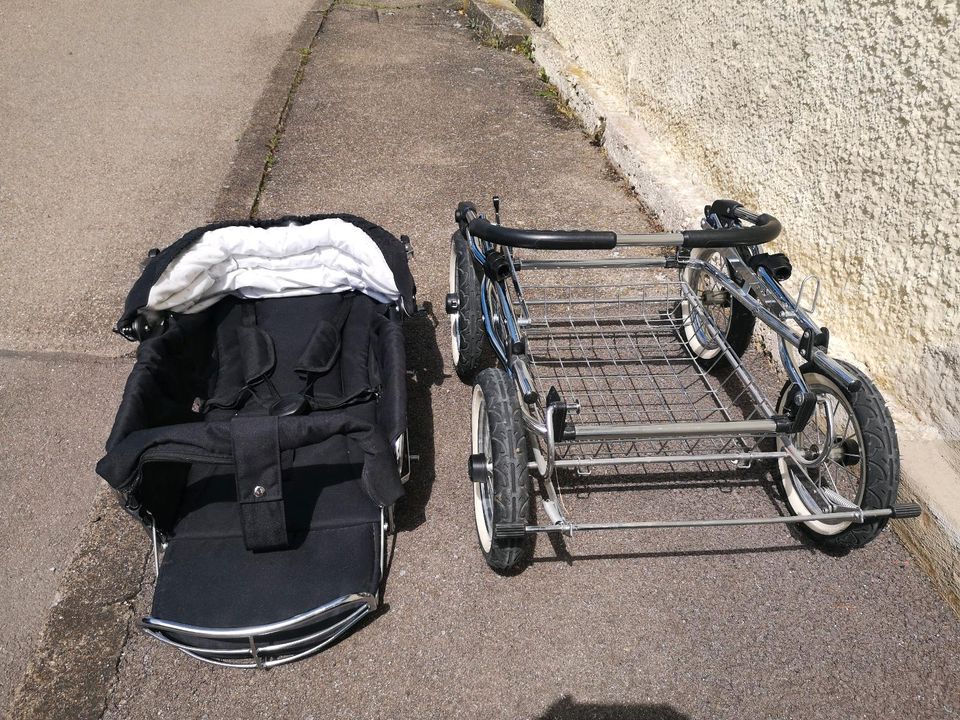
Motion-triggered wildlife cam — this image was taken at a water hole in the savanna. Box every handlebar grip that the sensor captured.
[681,201,781,248]
[466,216,617,250]
[455,201,478,224]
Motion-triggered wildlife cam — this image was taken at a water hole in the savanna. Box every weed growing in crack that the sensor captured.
[535,69,575,120]
[515,36,533,61]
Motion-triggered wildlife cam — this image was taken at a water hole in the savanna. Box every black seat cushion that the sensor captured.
[152,522,380,630]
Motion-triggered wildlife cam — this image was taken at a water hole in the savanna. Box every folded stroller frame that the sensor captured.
[447,197,920,573]
[98,214,415,667]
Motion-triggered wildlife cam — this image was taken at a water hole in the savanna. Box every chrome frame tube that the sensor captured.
[142,592,377,640]
[533,450,789,470]
[518,258,668,271]
[685,258,800,343]
[572,419,778,441]
[142,592,378,669]
[689,256,860,390]
[779,336,808,393]
[615,232,684,247]
[522,506,896,534]
[143,603,371,669]
[756,265,820,335]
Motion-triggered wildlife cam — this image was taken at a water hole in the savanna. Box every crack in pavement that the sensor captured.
[249,1,337,219]
[96,551,151,720]
[0,348,135,365]
[3,4,339,719]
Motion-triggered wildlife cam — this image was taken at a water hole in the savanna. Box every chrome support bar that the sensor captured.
[141,592,378,669]
[518,258,668,270]
[528,450,789,470]
[523,296,675,306]
[571,419,778,441]
[523,506,899,534]
[143,592,377,639]
[510,356,537,402]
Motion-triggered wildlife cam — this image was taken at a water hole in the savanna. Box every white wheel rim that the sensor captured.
[449,238,461,365]
[471,384,494,552]
[681,248,731,360]
[777,372,866,535]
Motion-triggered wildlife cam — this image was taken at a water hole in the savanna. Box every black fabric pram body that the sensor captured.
[97,214,414,668]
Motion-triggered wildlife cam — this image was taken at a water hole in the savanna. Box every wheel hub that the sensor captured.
[445,293,460,314]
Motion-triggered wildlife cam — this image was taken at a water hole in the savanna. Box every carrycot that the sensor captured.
[96,214,414,667]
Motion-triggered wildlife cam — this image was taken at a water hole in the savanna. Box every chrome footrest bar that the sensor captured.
[141,592,378,669]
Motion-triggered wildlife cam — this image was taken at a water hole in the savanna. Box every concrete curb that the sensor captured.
[890,439,960,614]
[464,0,529,50]
[462,0,960,617]
[6,487,148,720]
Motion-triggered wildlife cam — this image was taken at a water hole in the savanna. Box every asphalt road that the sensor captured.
[6,2,960,719]
[0,0,320,712]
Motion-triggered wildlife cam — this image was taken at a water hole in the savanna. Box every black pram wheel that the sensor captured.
[470,368,534,573]
[448,231,485,382]
[776,360,900,551]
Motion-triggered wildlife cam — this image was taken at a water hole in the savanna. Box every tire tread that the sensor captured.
[475,368,533,572]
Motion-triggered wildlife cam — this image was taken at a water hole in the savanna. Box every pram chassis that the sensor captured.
[448,199,918,564]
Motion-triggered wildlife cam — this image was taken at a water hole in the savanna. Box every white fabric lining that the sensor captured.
[146,218,401,314]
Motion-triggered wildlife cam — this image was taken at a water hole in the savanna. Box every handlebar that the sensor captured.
[686,199,782,248]
[456,202,616,250]
[455,199,781,250]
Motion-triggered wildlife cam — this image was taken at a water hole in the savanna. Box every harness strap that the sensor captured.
[203,294,369,414]
[202,303,279,412]
[231,415,288,551]
[306,386,379,411]
[295,293,354,384]
[238,303,280,408]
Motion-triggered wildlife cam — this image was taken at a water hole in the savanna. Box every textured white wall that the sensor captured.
[543,0,960,438]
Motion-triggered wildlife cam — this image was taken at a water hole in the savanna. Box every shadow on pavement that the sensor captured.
[538,537,809,565]
[393,301,445,532]
[537,696,690,720]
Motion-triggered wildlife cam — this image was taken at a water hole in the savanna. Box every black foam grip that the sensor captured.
[682,212,781,248]
[468,217,617,250]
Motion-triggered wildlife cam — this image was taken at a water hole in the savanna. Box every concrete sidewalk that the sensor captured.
[0,0,327,715]
[11,2,960,719]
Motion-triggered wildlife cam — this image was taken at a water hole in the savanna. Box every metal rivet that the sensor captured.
[253,485,266,498]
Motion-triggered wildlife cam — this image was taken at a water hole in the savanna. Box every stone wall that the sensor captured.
[542,0,959,440]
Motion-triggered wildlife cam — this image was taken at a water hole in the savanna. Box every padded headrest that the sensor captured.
[116,213,416,337]
[146,218,400,314]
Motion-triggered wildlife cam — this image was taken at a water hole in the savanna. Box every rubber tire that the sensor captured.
[473,368,534,573]
[450,232,485,383]
[777,360,900,551]
[681,248,756,366]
